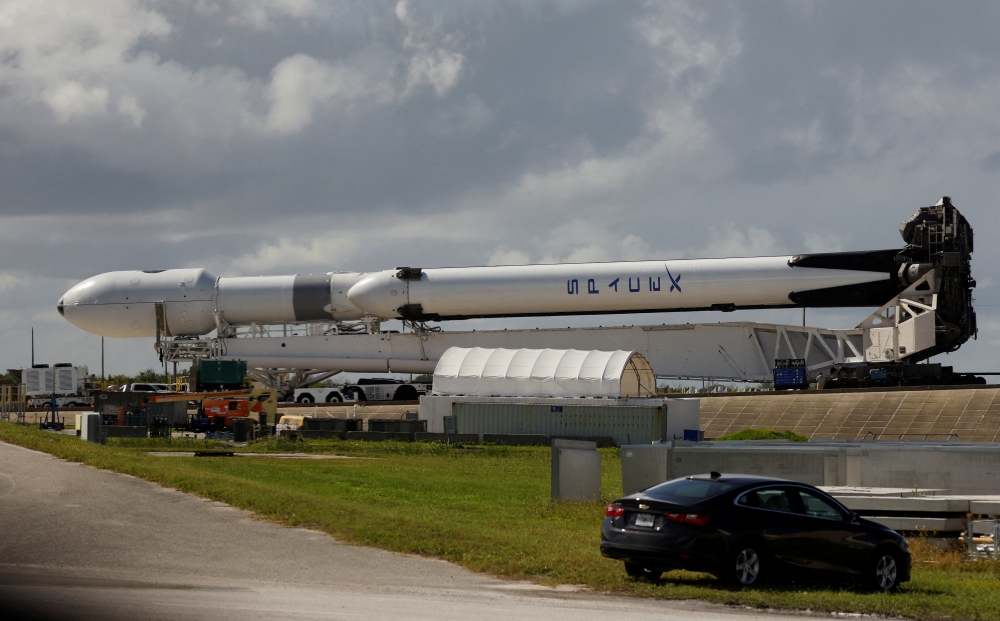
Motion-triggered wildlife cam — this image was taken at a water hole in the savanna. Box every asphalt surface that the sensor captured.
[0,440,821,621]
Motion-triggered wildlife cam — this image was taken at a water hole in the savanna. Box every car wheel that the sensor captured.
[624,562,662,581]
[326,393,342,403]
[297,394,314,404]
[870,549,901,592]
[731,544,763,587]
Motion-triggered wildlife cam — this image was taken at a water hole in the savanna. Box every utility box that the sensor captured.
[551,438,601,502]
[195,360,247,391]
[621,444,671,495]
[80,413,102,444]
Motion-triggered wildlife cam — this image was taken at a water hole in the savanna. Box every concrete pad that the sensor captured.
[867,517,967,532]
[971,501,1000,515]
[834,496,970,512]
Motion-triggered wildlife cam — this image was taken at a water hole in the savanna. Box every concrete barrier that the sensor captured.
[621,440,1000,496]
[414,433,480,443]
[483,434,548,446]
[551,439,600,502]
[102,426,148,438]
[345,431,414,442]
[298,430,347,440]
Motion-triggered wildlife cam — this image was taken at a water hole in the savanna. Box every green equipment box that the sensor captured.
[195,360,247,390]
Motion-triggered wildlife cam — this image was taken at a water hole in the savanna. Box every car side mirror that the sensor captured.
[847,511,859,523]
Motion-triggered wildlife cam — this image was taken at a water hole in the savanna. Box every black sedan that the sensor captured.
[601,473,910,590]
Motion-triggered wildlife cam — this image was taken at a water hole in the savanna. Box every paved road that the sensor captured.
[0,441,816,621]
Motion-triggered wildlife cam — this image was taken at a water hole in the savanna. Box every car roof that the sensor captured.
[684,473,795,485]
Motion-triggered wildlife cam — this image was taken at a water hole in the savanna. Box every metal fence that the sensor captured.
[93,391,188,426]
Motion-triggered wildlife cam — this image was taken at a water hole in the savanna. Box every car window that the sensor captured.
[643,478,736,502]
[797,489,845,520]
[133,384,151,391]
[749,488,793,513]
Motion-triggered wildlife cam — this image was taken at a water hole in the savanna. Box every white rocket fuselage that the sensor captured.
[58,255,894,339]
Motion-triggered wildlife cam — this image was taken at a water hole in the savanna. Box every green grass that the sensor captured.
[714,428,810,442]
[2,423,998,620]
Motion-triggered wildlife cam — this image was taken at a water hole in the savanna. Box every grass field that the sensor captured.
[2,423,999,620]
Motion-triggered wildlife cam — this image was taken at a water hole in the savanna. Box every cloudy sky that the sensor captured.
[2,0,999,378]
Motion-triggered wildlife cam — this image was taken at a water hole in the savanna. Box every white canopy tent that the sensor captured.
[432,347,657,398]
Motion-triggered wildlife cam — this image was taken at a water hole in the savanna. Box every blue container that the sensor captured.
[683,429,704,442]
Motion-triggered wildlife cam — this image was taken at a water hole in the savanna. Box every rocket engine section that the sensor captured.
[896,196,976,357]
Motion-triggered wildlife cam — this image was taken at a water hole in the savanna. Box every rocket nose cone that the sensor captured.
[347,271,401,319]
[59,273,123,336]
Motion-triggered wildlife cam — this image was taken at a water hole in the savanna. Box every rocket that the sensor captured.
[59,249,909,339]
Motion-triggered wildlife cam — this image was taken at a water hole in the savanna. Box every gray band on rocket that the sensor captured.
[293,274,333,321]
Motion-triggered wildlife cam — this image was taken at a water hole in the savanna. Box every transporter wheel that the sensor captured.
[624,562,662,581]
[868,547,901,592]
[727,541,765,587]
[393,385,418,401]
[296,394,314,404]
[326,393,343,403]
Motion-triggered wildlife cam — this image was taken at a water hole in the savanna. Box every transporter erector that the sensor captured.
[58,198,979,390]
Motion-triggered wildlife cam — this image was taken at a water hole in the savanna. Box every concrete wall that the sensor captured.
[420,396,664,433]
[621,440,1000,496]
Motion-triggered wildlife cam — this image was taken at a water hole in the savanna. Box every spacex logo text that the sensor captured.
[566,265,682,295]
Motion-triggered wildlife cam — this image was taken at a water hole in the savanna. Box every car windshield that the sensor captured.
[642,478,737,503]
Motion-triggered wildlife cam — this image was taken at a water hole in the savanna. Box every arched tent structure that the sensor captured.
[432,347,657,398]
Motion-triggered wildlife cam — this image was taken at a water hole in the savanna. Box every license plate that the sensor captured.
[635,513,655,528]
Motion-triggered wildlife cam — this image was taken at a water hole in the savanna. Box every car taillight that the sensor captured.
[605,504,625,517]
[666,512,710,526]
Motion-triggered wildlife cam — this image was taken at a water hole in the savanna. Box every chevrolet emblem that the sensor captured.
[639,504,649,510]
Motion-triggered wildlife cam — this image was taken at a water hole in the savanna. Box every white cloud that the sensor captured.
[223,234,364,274]
[212,0,330,30]
[620,234,653,261]
[396,0,465,97]
[0,273,25,291]
[703,225,782,258]
[264,53,390,134]
[802,232,845,253]
[0,0,171,126]
[487,248,531,266]
[116,95,146,128]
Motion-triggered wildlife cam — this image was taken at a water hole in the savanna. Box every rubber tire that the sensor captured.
[393,385,419,401]
[869,548,901,592]
[624,562,662,581]
[326,393,343,403]
[729,543,764,587]
[296,394,314,404]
